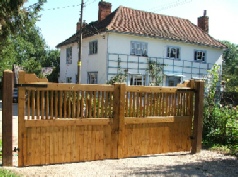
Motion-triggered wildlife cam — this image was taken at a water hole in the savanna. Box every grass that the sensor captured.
[0,169,19,177]
[0,139,20,177]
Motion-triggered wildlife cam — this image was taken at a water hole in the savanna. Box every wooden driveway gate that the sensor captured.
[17,71,204,167]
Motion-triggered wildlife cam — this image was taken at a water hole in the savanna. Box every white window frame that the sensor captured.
[89,40,98,55]
[194,50,206,62]
[131,41,148,56]
[88,72,98,84]
[66,47,72,64]
[167,46,180,59]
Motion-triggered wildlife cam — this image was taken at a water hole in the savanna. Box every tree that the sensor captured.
[0,0,46,42]
[0,0,47,77]
[42,50,60,82]
[222,41,238,91]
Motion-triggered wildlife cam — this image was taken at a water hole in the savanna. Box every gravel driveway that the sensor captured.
[4,150,238,177]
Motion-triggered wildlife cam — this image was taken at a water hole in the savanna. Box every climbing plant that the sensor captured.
[147,59,164,86]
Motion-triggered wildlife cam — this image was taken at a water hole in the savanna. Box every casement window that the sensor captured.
[89,41,98,55]
[67,77,72,83]
[66,47,72,64]
[88,72,98,84]
[194,50,206,62]
[167,46,180,59]
[131,41,148,56]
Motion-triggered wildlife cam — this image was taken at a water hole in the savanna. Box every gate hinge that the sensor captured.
[13,147,20,152]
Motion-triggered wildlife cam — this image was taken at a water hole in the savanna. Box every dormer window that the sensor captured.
[131,41,148,56]
[167,46,180,59]
[194,50,206,62]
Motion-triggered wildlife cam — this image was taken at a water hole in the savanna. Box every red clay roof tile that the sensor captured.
[56,6,226,49]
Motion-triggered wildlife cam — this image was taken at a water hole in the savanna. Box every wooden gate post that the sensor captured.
[111,83,126,159]
[191,80,205,154]
[2,70,14,166]
[18,71,27,167]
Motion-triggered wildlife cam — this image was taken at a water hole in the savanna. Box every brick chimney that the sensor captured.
[76,19,87,33]
[98,0,112,22]
[197,10,209,33]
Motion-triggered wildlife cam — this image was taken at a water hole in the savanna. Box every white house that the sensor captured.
[56,1,226,86]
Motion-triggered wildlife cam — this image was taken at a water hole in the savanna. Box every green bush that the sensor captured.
[203,64,238,155]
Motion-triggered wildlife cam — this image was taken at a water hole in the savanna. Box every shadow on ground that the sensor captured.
[119,155,238,177]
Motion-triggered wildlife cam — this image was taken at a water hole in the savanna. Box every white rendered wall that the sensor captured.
[59,43,78,83]
[81,34,108,84]
[59,32,223,85]
[107,33,223,85]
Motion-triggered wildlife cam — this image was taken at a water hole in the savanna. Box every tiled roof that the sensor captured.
[56,6,226,49]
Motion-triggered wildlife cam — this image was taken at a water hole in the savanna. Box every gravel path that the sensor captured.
[4,150,238,177]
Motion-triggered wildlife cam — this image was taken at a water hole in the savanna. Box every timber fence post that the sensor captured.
[2,70,14,166]
[111,83,126,159]
[191,80,205,154]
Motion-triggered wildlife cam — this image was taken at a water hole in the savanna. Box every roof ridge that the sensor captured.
[120,5,188,21]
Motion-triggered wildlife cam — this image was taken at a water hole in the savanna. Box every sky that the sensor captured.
[25,0,238,49]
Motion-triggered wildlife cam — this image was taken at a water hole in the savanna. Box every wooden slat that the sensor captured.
[98,125,104,160]
[32,91,35,120]
[83,126,89,161]
[63,91,67,118]
[93,91,97,118]
[25,118,111,127]
[101,91,105,118]
[18,71,28,167]
[67,92,71,118]
[80,91,84,118]
[125,116,192,125]
[49,127,54,163]
[72,91,76,118]
[26,128,32,165]
[46,91,49,119]
[25,83,115,92]
[27,90,31,120]
[87,125,92,161]
[88,92,92,118]
[126,85,193,93]
[50,91,54,119]
[59,91,63,118]
[41,91,45,119]
[78,126,84,161]
[36,91,40,119]
[40,127,46,164]
[55,91,58,119]
[103,125,111,159]
[76,91,80,118]
[104,92,109,117]
[34,127,41,165]
[45,126,50,164]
